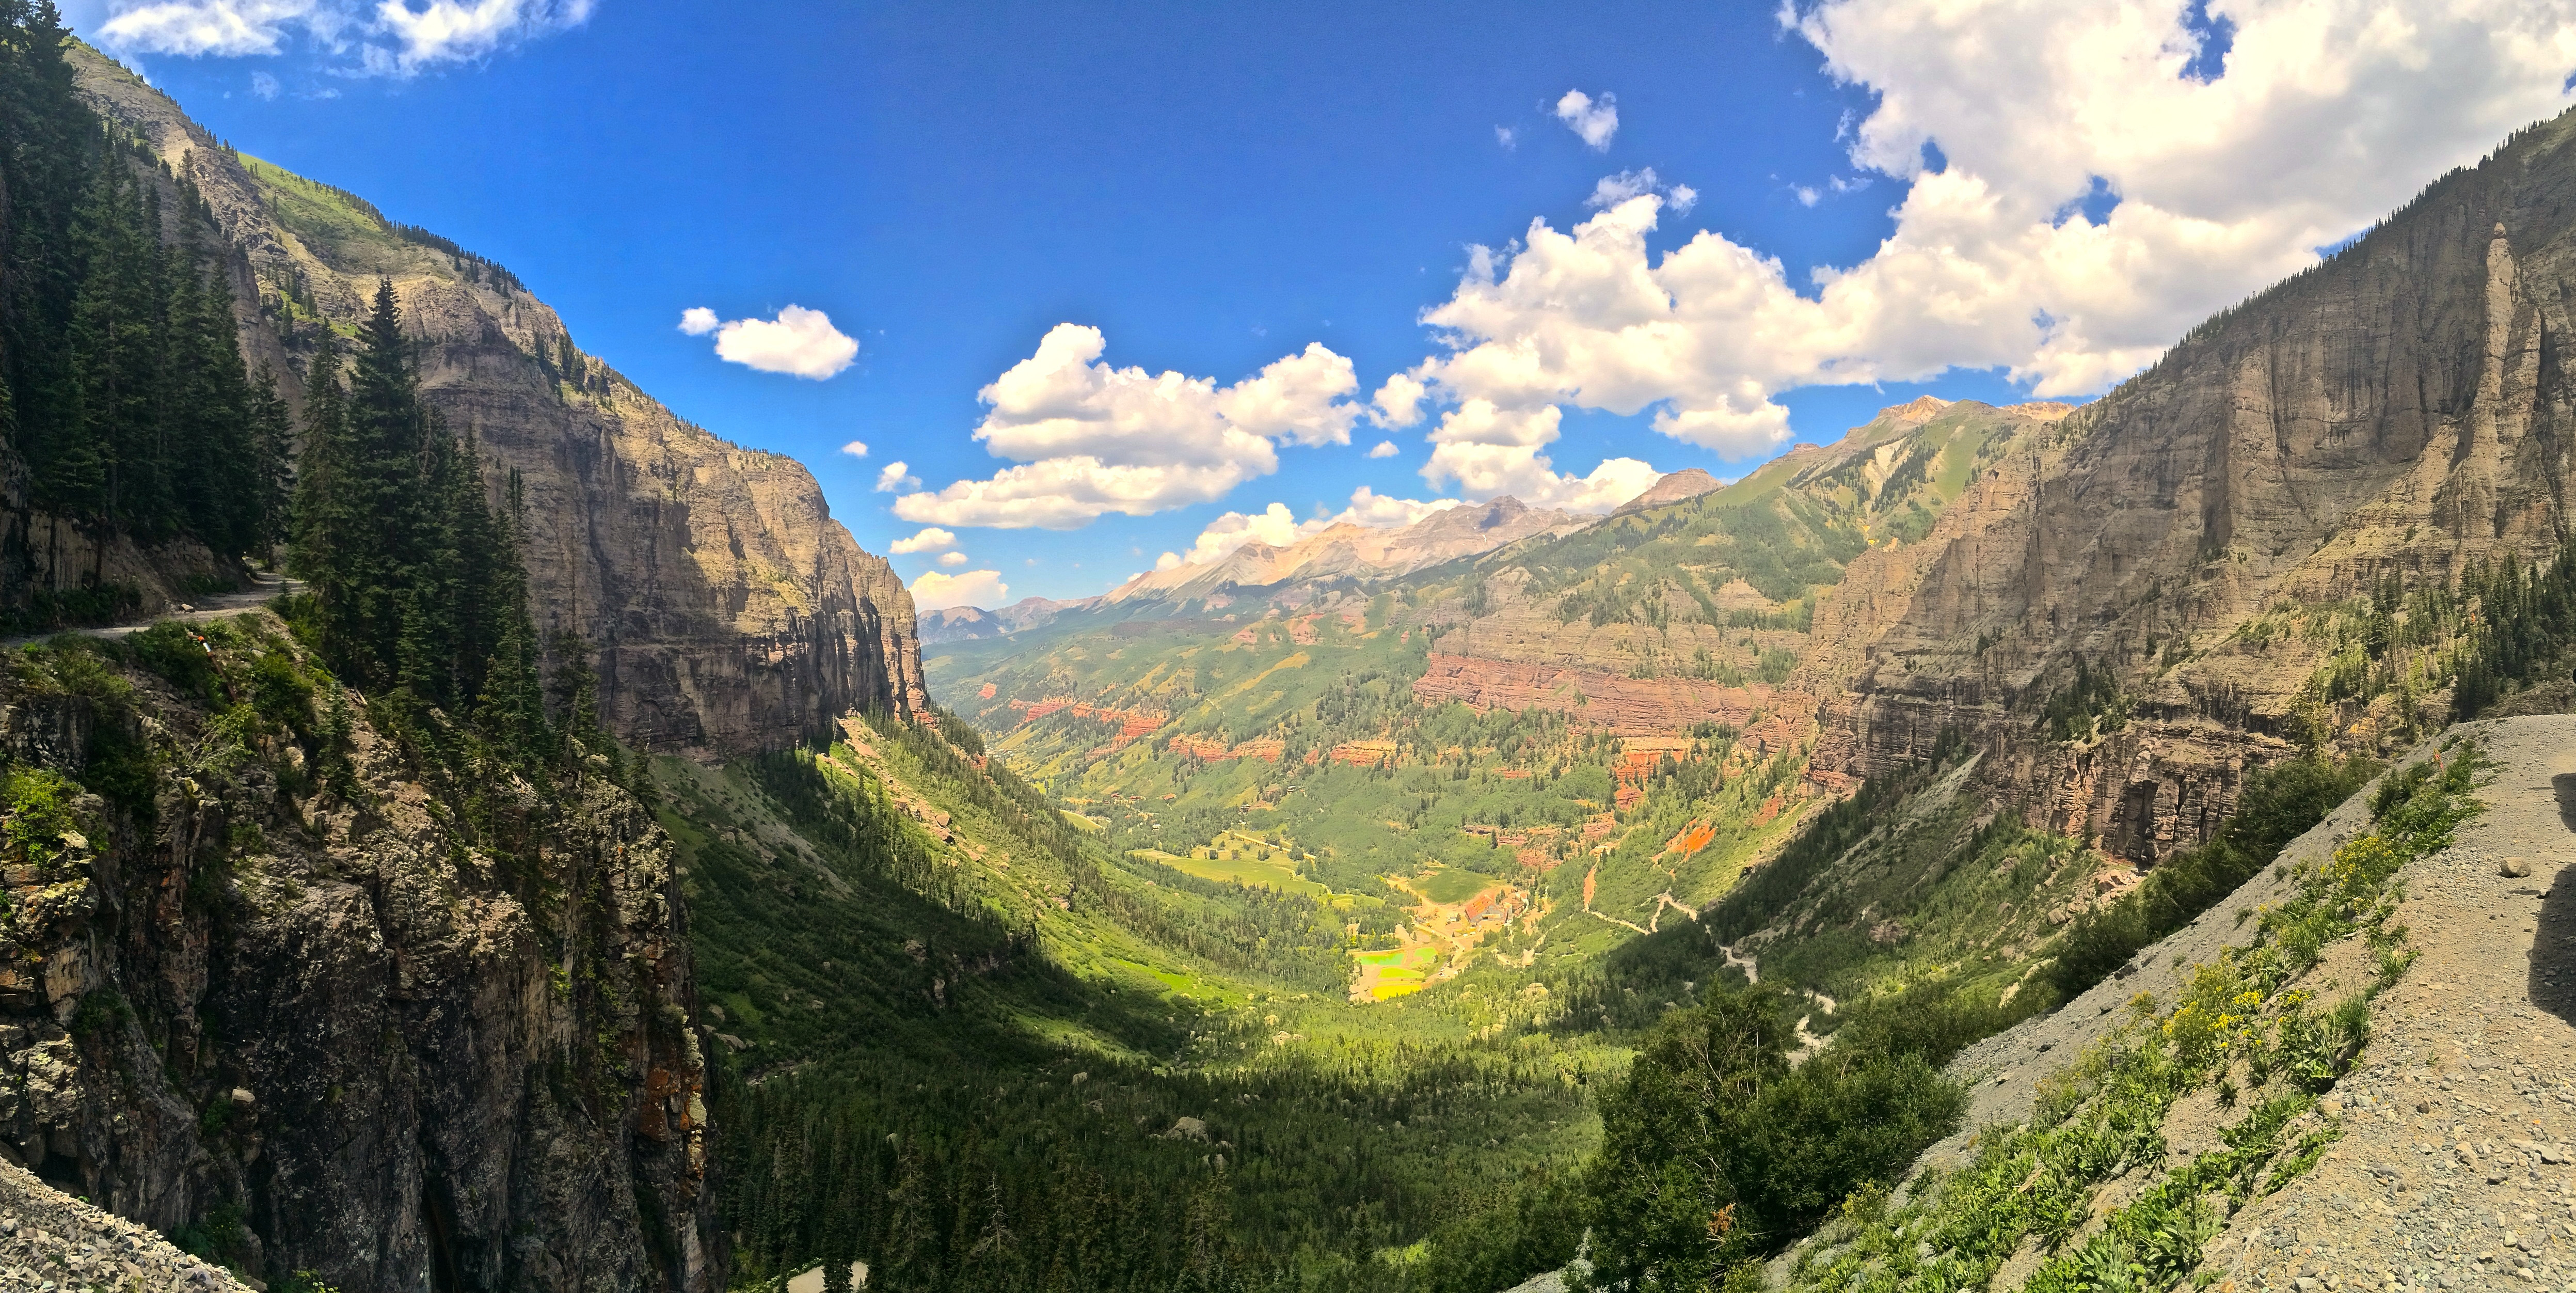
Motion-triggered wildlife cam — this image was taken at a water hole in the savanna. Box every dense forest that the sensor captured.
[1,0,289,628]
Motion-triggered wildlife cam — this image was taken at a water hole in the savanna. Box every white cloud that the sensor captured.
[97,0,590,73]
[1330,486,1460,528]
[1412,398,1660,512]
[1390,1,2576,464]
[1367,440,1398,459]
[1153,486,1471,571]
[839,439,867,458]
[909,569,1007,612]
[1496,125,1518,150]
[887,527,955,555]
[249,69,278,97]
[1159,502,1321,569]
[679,306,718,336]
[689,304,858,380]
[99,0,324,56]
[1554,89,1618,150]
[874,462,920,493]
[1587,168,1697,215]
[894,323,1364,529]
[367,0,593,73]
[1370,371,1426,429]
[936,550,968,567]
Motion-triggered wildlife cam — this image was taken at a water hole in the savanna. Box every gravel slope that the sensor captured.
[0,1157,251,1291]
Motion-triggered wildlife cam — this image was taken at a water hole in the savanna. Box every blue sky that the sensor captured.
[71,0,2576,604]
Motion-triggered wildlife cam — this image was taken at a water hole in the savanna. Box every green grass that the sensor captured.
[1152,847,1326,895]
[1415,867,1493,904]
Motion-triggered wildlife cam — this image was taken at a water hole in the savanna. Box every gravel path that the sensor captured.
[0,1157,251,1291]
[0,572,299,651]
[1925,715,2576,1292]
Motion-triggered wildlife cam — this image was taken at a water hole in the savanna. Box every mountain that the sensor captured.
[1802,112,2576,865]
[917,595,1091,644]
[1101,494,1593,605]
[1608,465,1727,516]
[0,34,949,1291]
[60,49,927,756]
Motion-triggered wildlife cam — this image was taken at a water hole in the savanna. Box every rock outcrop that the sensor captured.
[64,46,926,757]
[1806,111,2576,861]
[0,615,717,1290]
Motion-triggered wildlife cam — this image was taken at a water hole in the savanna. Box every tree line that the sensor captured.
[1,0,289,571]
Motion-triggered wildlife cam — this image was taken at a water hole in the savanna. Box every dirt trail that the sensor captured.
[2,570,300,649]
[1931,716,2576,1293]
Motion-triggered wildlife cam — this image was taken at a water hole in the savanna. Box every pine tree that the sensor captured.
[246,365,294,560]
[288,335,368,676]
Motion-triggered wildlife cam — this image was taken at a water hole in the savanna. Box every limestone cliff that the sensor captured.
[1,616,716,1290]
[63,46,926,756]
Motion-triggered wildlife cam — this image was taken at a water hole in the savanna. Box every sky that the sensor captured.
[63,0,2576,608]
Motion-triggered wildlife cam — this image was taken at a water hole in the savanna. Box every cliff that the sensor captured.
[61,45,926,757]
[0,618,715,1290]
[1806,108,2576,862]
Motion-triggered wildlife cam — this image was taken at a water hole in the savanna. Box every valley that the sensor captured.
[6,9,2576,1293]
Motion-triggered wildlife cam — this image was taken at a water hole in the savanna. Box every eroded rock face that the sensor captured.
[66,46,926,755]
[1804,116,2576,861]
[0,617,718,1291]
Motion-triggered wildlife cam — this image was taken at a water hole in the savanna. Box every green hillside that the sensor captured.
[670,399,2224,1289]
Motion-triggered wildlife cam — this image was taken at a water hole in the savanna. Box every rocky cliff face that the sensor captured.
[1806,110,2576,862]
[65,47,926,756]
[0,617,715,1290]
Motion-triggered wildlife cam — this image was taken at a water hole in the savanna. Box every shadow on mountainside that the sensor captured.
[2529,774,2576,1026]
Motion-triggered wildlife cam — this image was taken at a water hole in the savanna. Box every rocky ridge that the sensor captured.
[0,613,716,1287]
[58,46,926,758]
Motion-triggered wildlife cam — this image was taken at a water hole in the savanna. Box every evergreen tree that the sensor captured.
[288,335,368,674]
[246,364,294,559]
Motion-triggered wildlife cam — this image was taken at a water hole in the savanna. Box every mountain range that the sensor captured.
[7,24,2576,1293]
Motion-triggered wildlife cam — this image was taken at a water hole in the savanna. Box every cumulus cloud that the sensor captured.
[874,462,920,493]
[1587,168,1695,214]
[936,550,968,567]
[1370,371,1426,429]
[1330,486,1460,528]
[909,568,1007,612]
[1389,0,2576,470]
[97,0,591,73]
[894,323,1364,529]
[683,304,858,380]
[839,439,867,458]
[1554,89,1618,150]
[1367,440,1399,459]
[1414,397,1659,511]
[249,69,278,97]
[1157,502,1319,570]
[887,527,955,555]
[1152,487,1469,572]
[1495,125,1518,150]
